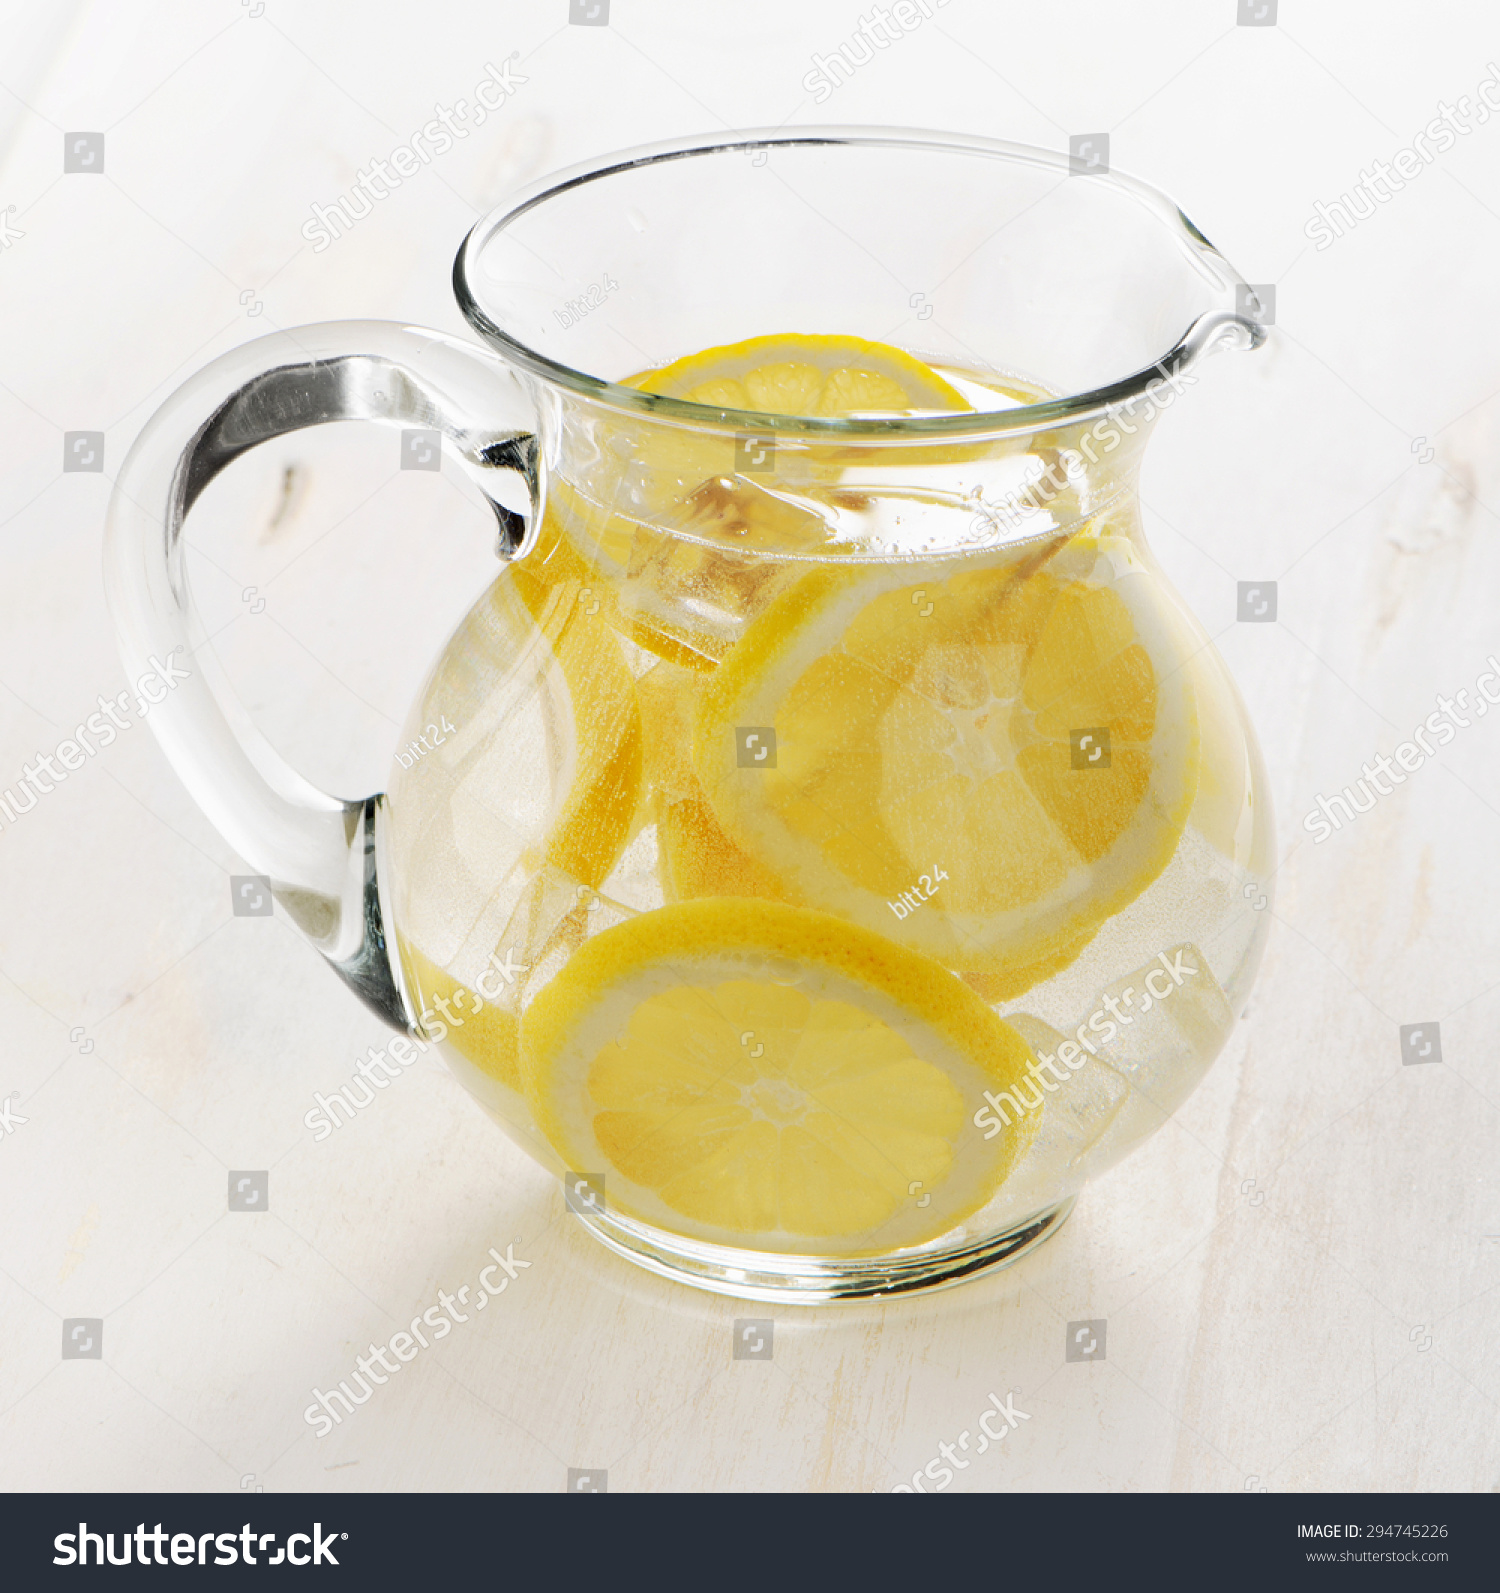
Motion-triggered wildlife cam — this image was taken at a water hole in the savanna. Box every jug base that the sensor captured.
[573,1197,1078,1304]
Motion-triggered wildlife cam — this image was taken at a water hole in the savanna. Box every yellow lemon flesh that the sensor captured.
[694,535,1199,997]
[521,899,1039,1254]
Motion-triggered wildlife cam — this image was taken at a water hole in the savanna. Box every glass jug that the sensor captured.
[106,129,1272,1301]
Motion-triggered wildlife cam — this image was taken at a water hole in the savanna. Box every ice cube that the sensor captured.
[992,1012,1133,1211]
[1069,942,1233,1163]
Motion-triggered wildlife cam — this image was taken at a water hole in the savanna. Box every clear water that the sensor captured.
[382,356,1274,1271]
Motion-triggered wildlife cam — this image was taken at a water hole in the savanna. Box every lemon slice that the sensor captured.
[632,332,971,417]
[399,942,520,1089]
[694,535,1200,998]
[521,898,1039,1254]
[637,660,702,801]
[638,659,784,902]
[505,556,643,888]
[524,335,975,670]
[655,793,784,903]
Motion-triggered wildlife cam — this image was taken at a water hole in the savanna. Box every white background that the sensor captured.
[1,0,1498,1492]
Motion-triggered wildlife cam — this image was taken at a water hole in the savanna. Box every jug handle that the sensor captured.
[103,321,541,1029]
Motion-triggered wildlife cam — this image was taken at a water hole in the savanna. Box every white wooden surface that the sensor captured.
[1,0,1498,1493]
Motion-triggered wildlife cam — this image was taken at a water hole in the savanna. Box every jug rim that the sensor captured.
[453,125,1266,440]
